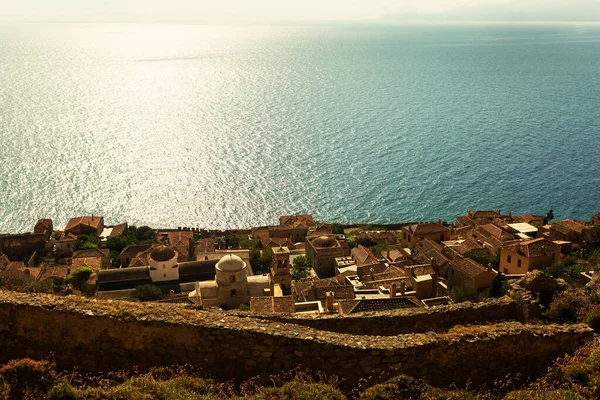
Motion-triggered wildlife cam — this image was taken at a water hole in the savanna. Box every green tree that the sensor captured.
[464,249,499,269]
[331,223,344,235]
[348,236,377,249]
[136,226,155,242]
[292,256,311,281]
[81,242,99,250]
[64,267,94,292]
[488,272,505,298]
[106,236,128,253]
[131,284,163,302]
[449,283,480,303]
[258,247,274,274]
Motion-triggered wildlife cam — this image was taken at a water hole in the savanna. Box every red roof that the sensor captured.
[64,216,103,232]
[404,222,449,236]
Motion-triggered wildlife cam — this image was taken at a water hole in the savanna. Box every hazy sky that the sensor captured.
[0,0,598,22]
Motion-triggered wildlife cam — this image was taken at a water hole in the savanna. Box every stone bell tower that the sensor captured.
[271,246,292,293]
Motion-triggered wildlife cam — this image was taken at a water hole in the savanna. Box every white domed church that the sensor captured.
[188,253,270,309]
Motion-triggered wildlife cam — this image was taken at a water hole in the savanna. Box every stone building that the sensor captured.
[97,246,217,294]
[400,222,451,248]
[33,219,53,240]
[499,238,561,275]
[188,254,270,309]
[305,235,350,278]
[447,258,495,291]
[271,246,292,293]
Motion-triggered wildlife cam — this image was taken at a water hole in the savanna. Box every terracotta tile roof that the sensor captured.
[591,212,600,225]
[109,223,127,238]
[280,214,315,228]
[64,216,103,232]
[351,245,379,267]
[477,224,514,241]
[511,214,546,227]
[195,239,215,253]
[72,257,103,271]
[260,237,295,248]
[364,231,398,245]
[250,296,295,313]
[503,238,560,258]
[412,265,436,276]
[120,244,152,258]
[72,249,109,259]
[468,210,502,219]
[551,219,587,235]
[37,266,71,281]
[35,219,53,232]
[456,216,474,227]
[383,248,408,263]
[403,222,449,236]
[450,258,489,279]
[341,296,422,314]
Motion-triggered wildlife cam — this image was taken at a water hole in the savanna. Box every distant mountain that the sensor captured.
[381,0,600,22]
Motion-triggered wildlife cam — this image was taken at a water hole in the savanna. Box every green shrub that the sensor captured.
[78,374,224,400]
[236,304,250,311]
[64,267,94,292]
[47,381,80,400]
[292,256,311,281]
[331,223,344,235]
[503,390,585,400]
[449,284,481,304]
[546,291,587,323]
[584,305,600,332]
[464,249,499,269]
[0,358,56,400]
[360,375,427,400]
[249,381,345,400]
[131,284,163,302]
[421,388,479,400]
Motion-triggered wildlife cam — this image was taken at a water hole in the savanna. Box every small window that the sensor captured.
[507,255,512,263]
[504,268,509,274]
[163,274,167,278]
[230,289,237,297]
[163,264,165,269]
[230,275,235,283]
[517,259,522,268]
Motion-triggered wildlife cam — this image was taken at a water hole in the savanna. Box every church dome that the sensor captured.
[150,246,176,262]
[216,254,246,272]
[312,235,337,248]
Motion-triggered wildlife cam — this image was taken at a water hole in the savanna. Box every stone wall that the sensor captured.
[240,297,519,335]
[0,291,593,389]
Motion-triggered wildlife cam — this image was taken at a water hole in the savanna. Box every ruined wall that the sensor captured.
[242,297,519,335]
[0,291,592,389]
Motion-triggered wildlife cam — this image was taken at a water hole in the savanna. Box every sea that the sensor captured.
[1,22,599,233]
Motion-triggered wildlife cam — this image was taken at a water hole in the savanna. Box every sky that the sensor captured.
[0,0,598,22]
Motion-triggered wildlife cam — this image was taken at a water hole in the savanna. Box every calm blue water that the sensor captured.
[1,22,599,232]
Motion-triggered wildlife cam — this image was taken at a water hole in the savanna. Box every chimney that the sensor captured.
[509,211,512,218]
[400,280,406,296]
[269,276,275,296]
[390,284,397,298]
[325,291,335,312]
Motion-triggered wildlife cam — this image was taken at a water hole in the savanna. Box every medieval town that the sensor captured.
[1,210,600,315]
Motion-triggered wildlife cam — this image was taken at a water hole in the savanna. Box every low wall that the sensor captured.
[0,291,592,389]
[241,297,519,335]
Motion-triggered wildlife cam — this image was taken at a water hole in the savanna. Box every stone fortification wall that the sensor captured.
[0,291,592,389]
[240,297,518,335]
